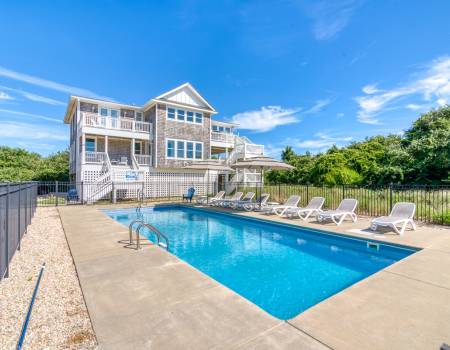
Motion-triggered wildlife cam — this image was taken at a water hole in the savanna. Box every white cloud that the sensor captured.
[356,56,450,124]
[0,91,14,100]
[286,132,353,149]
[362,84,381,95]
[0,86,65,106]
[304,98,332,114]
[0,108,61,123]
[337,112,345,118]
[0,65,113,100]
[231,106,300,132]
[304,0,362,40]
[0,121,67,140]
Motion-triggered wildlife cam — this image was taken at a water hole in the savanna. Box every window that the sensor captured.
[110,109,118,118]
[195,143,202,159]
[212,125,219,132]
[225,127,231,133]
[177,109,185,121]
[195,112,203,124]
[135,112,143,121]
[176,141,185,158]
[134,142,142,155]
[100,108,108,117]
[187,111,194,122]
[86,138,96,152]
[167,140,175,157]
[186,142,194,159]
[166,139,203,160]
[168,108,175,120]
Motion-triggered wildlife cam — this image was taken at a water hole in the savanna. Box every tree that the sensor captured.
[281,146,295,163]
[0,147,69,182]
[266,106,450,185]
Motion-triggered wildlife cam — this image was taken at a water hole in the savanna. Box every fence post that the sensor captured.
[278,183,281,202]
[5,183,10,278]
[306,183,309,203]
[55,181,59,206]
[81,181,84,204]
[389,183,393,213]
[24,184,28,233]
[17,183,21,251]
[342,184,345,200]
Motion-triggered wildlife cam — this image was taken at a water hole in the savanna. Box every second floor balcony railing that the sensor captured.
[81,112,152,133]
[211,132,235,143]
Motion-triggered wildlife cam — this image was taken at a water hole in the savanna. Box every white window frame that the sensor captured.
[85,136,97,152]
[134,140,142,155]
[166,105,204,125]
[166,138,204,160]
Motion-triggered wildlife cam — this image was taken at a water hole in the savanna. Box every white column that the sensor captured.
[105,135,108,160]
[81,133,86,165]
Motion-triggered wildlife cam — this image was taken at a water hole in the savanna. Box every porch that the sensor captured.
[81,135,152,168]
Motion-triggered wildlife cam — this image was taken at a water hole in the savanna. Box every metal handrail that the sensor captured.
[137,223,169,251]
[128,219,144,245]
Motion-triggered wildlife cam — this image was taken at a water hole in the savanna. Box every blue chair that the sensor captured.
[67,188,79,202]
[182,187,196,203]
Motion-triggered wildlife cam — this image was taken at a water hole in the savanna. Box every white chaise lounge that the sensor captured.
[285,197,325,220]
[215,192,243,207]
[230,192,255,209]
[263,195,301,216]
[317,198,358,225]
[371,202,416,235]
[197,191,225,205]
[242,193,271,211]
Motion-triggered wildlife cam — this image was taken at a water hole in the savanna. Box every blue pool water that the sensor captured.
[105,206,416,320]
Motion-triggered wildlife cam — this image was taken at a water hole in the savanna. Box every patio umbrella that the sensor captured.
[184,160,234,203]
[232,156,294,206]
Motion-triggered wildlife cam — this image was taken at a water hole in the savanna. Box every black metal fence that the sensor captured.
[0,182,37,280]
[235,183,450,225]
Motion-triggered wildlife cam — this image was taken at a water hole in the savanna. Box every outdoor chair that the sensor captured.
[317,198,358,225]
[214,192,243,207]
[230,192,256,209]
[196,191,225,205]
[285,197,325,220]
[263,195,301,216]
[66,188,79,202]
[242,193,270,211]
[182,187,196,203]
[371,202,416,235]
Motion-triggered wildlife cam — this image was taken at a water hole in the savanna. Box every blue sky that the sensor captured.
[1,0,449,157]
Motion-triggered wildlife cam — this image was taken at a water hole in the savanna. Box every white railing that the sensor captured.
[135,154,152,166]
[211,132,235,143]
[85,151,106,163]
[244,143,264,158]
[81,112,152,134]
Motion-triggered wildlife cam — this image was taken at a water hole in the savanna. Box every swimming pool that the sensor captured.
[105,206,417,320]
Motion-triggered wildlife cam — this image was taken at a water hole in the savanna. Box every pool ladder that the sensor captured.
[128,220,169,251]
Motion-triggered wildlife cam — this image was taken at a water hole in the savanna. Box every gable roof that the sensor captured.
[145,82,217,113]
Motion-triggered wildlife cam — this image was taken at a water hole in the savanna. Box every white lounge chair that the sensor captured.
[242,193,270,211]
[215,192,243,207]
[285,197,325,220]
[371,202,416,235]
[263,195,301,216]
[230,192,255,209]
[317,199,358,225]
[197,191,225,205]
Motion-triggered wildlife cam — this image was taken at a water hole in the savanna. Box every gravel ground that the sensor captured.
[0,207,97,350]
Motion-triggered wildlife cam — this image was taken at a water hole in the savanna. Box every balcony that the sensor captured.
[81,112,152,133]
[211,132,235,143]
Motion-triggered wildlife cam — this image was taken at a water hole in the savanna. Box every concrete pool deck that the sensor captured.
[58,203,450,349]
